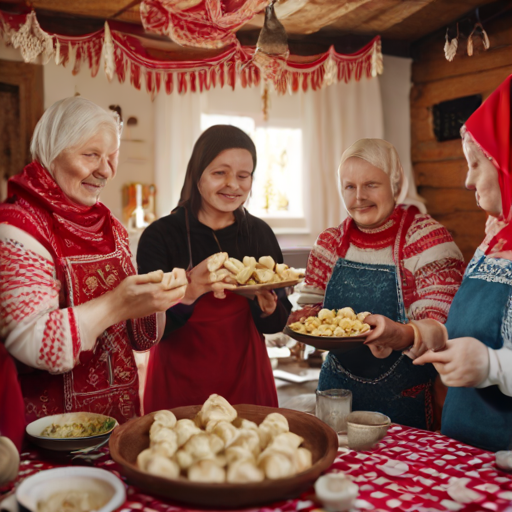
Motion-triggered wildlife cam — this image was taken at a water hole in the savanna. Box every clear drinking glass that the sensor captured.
[315,389,352,434]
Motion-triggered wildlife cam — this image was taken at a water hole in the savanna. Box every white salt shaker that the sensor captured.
[314,472,358,512]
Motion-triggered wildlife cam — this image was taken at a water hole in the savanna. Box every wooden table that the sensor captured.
[2,424,511,512]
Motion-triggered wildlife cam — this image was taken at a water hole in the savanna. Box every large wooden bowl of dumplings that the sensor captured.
[109,404,338,508]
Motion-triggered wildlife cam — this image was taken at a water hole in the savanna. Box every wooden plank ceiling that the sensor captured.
[0,0,503,56]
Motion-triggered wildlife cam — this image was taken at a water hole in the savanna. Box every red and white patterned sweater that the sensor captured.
[300,206,465,323]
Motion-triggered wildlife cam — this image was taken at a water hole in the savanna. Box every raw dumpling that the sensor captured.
[150,427,177,450]
[146,454,180,479]
[294,447,313,473]
[153,440,178,459]
[258,413,289,449]
[268,432,303,451]
[258,450,295,479]
[258,256,275,270]
[225,446,254,465]
[227,459,265,483]
[183,433,217,460]
[188,459,226,483]
[199,394,237,426]
[208,421,238,446]
[175,419,201,447]
[152,410,177,429]
[136,448,154,471]
[207,252,228,272]
[243,256,257,267]
[228,428,260,457]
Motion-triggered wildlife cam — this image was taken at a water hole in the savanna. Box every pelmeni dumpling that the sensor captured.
[137,448,154,471]
[174,419,201,447]
[294,447,313,473]
[146,454,180,478]
[208,421,238,446]
[183,433,217,459]
[258,413,289,450]
[225,446,254,465]
[188,459,225,483]
[198,394,237,427]
[227,459,264,483]
[153,440,178,459]
[153,410,177,429]
[228,428,260,457]
[268,432,303,451]
[175,449,194,470]
[258,450,295,479]
[150,427,177,450]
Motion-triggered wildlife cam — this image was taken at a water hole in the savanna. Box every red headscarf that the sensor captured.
[465,74,512,259]
[0,161,115,259]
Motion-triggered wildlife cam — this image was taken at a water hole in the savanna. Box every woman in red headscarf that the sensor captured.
[0,97,187,430]
[367,75,512,452]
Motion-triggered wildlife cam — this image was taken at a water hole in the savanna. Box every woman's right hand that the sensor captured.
[181,257,237,305]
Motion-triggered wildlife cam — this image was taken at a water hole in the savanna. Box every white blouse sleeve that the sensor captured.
[477,347,512,396]
[0,225,82,374]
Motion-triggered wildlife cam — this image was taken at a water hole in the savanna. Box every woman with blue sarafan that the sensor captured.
[406,75,512,452]
[298,138,464,430]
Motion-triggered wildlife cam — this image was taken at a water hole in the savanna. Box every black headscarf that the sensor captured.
[178,125,257,217]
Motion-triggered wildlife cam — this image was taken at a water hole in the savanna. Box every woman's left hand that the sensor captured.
[255,290,278,317]
[413,337,490,387]
[363,314,414,359]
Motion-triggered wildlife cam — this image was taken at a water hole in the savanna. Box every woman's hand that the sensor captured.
[363,314,414,359]
[255,290,278,317]
[181,257,237,305]
[77,268,188,351]
[113,268,188,320]
[413,337,490,387]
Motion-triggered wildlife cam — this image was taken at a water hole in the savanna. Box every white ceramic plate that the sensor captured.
[26,412,118,451]
[16,466,125,512]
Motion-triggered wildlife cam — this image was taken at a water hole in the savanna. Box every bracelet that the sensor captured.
[408,321,422,352]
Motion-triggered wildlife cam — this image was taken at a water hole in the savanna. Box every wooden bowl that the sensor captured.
[109,404,338,509]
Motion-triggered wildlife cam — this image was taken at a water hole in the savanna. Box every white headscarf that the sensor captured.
[337,138,410,206]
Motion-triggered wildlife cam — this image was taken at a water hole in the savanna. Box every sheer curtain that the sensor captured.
[153,92,202,218]
[299,76,385,244]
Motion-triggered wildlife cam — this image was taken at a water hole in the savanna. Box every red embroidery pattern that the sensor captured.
[304,208,464,323]
[39,310,67,372]
[0,239,59,330]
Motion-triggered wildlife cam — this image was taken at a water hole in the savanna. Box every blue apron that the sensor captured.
[442,249,512,452]
[318,257,437,429]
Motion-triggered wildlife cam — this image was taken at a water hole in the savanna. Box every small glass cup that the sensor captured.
[316,388,352,434]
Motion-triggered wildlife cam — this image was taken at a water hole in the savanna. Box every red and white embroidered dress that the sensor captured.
[0,162,162,424]
[300,205,465,323]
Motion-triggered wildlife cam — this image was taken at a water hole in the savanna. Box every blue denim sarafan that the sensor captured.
[442,249,512,452]
[319,258,437,429]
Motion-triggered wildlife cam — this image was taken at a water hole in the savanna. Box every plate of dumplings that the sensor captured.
[207,252,304,293]
[109,394,338,508]
[284,306,372,351]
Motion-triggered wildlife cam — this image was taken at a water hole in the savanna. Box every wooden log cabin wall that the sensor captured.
[410,8,512,263]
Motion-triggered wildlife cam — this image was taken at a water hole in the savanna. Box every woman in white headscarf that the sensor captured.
[299,138,464,429]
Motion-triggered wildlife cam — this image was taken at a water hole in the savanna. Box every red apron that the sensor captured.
[144,292,278,412]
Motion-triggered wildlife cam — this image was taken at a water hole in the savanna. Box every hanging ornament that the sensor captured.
[262,83,270,121]
[444,24,459,62]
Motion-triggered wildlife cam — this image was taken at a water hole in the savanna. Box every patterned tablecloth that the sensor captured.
[2,424,512,512]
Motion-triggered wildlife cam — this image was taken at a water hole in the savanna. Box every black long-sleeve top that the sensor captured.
[136,206,292,337]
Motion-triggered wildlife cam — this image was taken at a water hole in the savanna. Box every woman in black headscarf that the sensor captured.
[137,125,291,412]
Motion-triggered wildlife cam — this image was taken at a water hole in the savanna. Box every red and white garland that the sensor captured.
[0,9,383,96]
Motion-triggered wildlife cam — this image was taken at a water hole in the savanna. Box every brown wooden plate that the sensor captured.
[284,325,369,352]
[109,404,338,509]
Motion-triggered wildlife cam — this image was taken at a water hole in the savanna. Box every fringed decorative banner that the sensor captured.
[140,0,270,49]
[0,9,383,96]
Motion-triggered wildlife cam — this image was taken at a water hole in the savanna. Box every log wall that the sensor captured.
[410,12,512,262]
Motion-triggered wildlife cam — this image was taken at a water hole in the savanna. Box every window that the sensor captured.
[200,114,303,222]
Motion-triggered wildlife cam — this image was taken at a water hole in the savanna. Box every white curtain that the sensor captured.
[300,77,385,243]
[153,92,202,218]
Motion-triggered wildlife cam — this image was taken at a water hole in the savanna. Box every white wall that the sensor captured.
[0,40,155,221]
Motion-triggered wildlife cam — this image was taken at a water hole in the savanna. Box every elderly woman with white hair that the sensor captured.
[0,97,187,431]
[299,138,464,429]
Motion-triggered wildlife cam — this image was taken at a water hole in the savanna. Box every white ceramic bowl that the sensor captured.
[16,467,125,512]
[26,412,117,451]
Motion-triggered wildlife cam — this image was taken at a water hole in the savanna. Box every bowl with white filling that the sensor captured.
[15,466,125,512]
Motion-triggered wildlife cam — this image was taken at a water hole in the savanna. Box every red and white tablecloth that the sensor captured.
[2,425,512,512]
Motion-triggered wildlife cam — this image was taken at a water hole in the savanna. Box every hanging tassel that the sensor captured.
[371,39,383,77]
[444,24,459,62]
[103,22,115,82]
